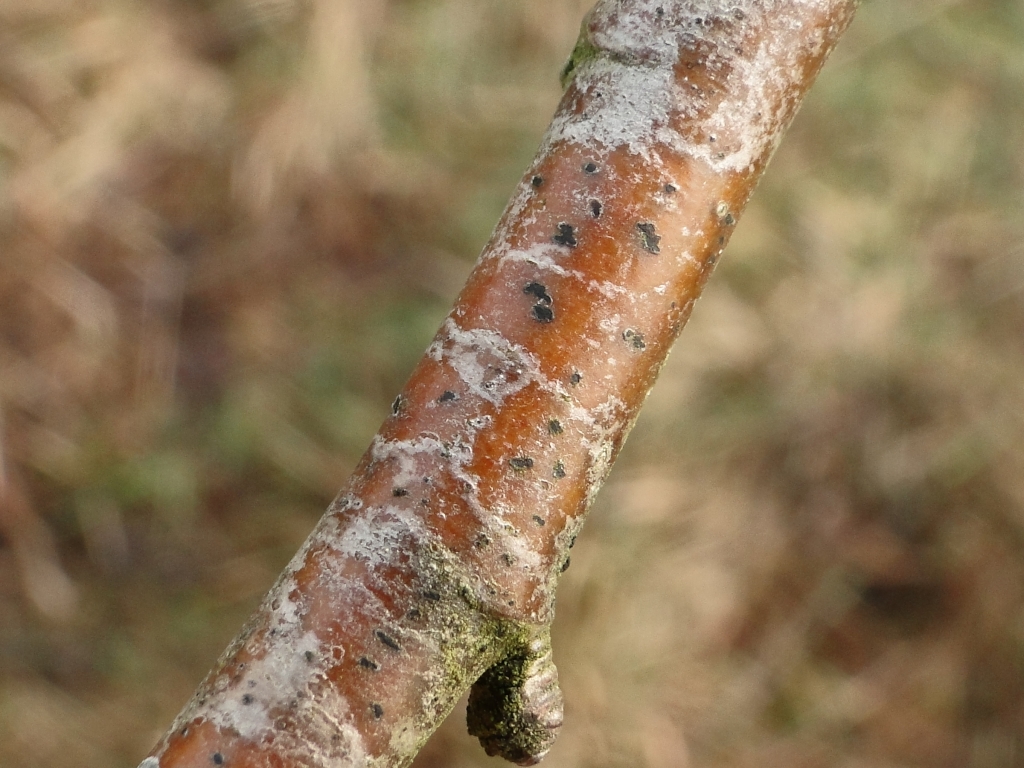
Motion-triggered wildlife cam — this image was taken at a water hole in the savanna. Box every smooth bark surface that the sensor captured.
[140,2,858,766]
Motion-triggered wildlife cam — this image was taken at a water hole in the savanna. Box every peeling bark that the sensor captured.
[139,1,858,766]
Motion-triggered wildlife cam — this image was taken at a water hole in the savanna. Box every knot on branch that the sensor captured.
[467,628,563,765]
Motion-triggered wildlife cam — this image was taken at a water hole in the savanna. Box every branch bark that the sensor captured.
[139,2,858,766]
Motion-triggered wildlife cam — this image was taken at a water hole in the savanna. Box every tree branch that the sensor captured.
[139,1,858,766]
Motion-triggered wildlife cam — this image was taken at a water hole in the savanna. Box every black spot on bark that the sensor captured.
[532,304,554,323]
[359,657,379,671]
[665,183,678,193]
[590,199,603,218]
[531,175,544,187]
[524,282,555,322]
[583,161,599,174]
[423,590,442,601]
[623,329,647,350]
[532,515,546,526]
[212,754,224,766]
[569,371,582,386]
[548,419,563,435]
[523,282,552,304]
[502,553,516,566]
[475,533,491,549]
[637,222,661,254]
[392,487,409,497]
[375,630,401,652]
[553,461,567,479]
[510,456,534,471]
[553,223,578,248]
[304,651,315,663]
[242,694,254,705]
[372,704,384,719]
[391,396,405,415]
[438,390,458,403]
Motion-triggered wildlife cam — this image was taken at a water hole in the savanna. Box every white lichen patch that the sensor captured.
[372,433,477,489]
[495,242,628,301]
[483,504,545,572]
[389,715,429,758]
[370,434,448,490]
[496,242,571,278]
[207,630,322,740]
[170,614,368,765]
[684,17,821,173]
[368,429,547,590]
[598,313,623,336]
[331,503,430,568]
[489,176,543,256]
[428,319,540,407]
[578,395,631,508]
[676,248,697,267]
[548,56,678,164]
[584,438,616,506]
[549,0,848,173]
[184,570,321,717]
[137,759,160,768]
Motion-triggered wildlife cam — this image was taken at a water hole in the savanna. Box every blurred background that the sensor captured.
[1,0,1023,766]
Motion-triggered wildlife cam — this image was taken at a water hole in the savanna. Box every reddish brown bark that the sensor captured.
[140,2,858,767]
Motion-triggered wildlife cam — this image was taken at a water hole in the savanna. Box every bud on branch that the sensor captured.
[140,1,858,766]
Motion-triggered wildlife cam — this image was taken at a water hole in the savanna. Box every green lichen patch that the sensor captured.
[560,22,601,89]
[466,628,562,766]
[393,545,541,766]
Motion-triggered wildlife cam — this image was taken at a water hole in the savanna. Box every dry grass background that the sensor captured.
[1,0,1023,766]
